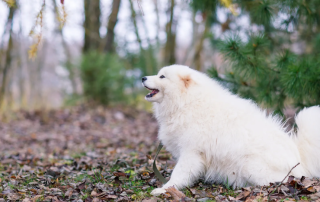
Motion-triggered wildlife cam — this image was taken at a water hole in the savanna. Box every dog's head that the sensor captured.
[142,65,195,103]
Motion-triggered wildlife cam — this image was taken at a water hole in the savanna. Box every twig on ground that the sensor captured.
[268,162,300,198]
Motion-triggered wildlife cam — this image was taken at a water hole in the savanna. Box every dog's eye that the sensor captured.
[160,75,165,79]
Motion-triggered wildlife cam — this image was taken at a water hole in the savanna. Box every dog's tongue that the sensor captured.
[151,90,158,94]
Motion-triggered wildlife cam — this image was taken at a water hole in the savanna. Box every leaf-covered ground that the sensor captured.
[0,107,320,202]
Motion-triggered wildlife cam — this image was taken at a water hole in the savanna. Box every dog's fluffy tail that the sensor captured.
[294,106,320,177]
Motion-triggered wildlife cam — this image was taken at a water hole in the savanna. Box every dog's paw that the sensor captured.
[151,188,167,196]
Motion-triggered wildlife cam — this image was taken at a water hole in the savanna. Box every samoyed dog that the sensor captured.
[142,65,320,196]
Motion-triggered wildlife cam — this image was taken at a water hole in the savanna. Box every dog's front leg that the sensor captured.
[151,152,203,196]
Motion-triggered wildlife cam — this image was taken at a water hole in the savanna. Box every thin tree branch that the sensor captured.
[268,162,300,198]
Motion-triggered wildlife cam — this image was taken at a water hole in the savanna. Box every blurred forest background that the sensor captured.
[0,0,320,117]
[0,1,320,200]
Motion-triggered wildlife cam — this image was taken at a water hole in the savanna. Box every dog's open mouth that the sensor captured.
[145,87,159,98]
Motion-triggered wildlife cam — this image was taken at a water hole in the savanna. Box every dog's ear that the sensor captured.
[180,74,193,88]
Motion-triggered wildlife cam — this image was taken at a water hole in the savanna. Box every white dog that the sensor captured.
[142,65,320,196]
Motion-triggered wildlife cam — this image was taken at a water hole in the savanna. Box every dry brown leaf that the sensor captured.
[242,187,251,192]
[236,190,251,200]
[78,181,86,190]
[96,192,108,197]
[287,175,294,183]
[91,190,97,196]
[142,198,158,202]
[32,195,43,202]
[92,198,100,202]
[301,177,317,188]
[68,189,73,198]
[307,186,316,192]
[310,192,320,200]
[165,186,186,200]
[113,171,129,178]
[314,186,320,192]
[104,195,118,199]
[244,195,257,202]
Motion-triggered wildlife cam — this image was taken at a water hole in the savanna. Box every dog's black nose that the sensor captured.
[142,77,147,82]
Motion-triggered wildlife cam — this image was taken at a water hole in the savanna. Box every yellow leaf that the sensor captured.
[219,0,238,16]
[2,0,15,7]
[28,44,38,59]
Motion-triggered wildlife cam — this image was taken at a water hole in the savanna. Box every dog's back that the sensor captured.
[294,106,320,177]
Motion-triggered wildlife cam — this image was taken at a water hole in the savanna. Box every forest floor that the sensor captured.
[0,106,319,202]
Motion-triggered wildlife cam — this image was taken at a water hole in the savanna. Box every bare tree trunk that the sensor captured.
[0,6,16,107]
[128,0,153,75]
[83,0,101,53]
[104,0,121,53]
[128,0,143,52]
[153,0,160,48]
[53,0,78,94]
[163,0,176,66]
[139,5,157,73]
[181,10,198,65]
[29,41,46,110]
[193,14,210,71]
[0,12,10,68]
[17,0,27,109]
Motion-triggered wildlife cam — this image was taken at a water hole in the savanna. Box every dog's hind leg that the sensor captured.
[151,151,204,196]
[294,106,320,177]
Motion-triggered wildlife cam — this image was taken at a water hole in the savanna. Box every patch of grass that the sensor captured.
[183,188,193,198]
[71,152,87,159]
[300,196,309,201]
[280,198,292,201]
[73,173,87,183]
[122,179,153,194]
[21,176,37,186]
[222,189,238,197]
[110,164,121,173]
[81,193,90,200]
[131,191,149,201]
[223,177,232,191]
[91,170,104,183]
[7,182,17,189]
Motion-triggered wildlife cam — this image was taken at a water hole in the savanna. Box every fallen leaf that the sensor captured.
[301,177,317,188]
[310,192,320,201]
[92,198,100,202]
[165,186,186,200]
[314,186,320,192]
[245,195,257,202]
[104,195,118,199]
[236,190,251,200]
[91,190,97,196]
[78,181,86,190]
[142,198,158,202]
[32,195,43,202]
[287,175,294,183]
[113,172,129,178]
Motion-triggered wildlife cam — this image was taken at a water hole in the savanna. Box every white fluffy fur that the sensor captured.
[142,65,320,196]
